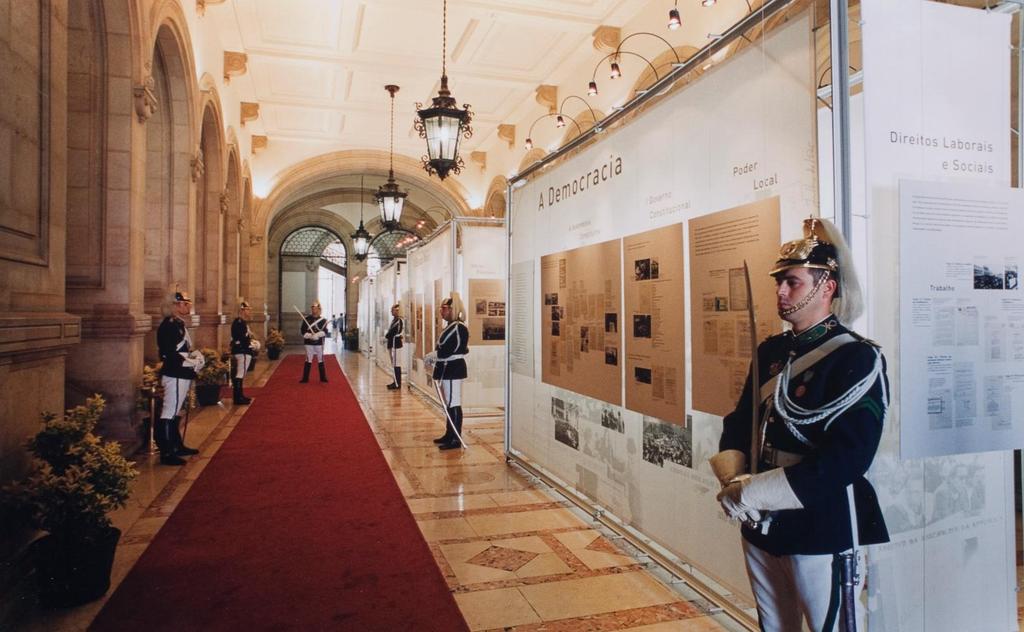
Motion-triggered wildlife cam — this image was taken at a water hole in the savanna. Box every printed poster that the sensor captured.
[541,239,622,406]
[623,224,686,423]
[468,278,506,346]
[689,197,781,416]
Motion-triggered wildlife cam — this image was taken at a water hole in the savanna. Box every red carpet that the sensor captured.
[91,355,468,631]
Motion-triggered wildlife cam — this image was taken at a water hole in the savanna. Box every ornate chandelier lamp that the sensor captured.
[352,175,371,261]
[376,85,407,229]
[414,0,473,180]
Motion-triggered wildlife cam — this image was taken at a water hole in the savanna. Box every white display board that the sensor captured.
[373,261,400,371]
[458,223,507,411]
[508,15,816,601]
[357,276,374,355]
[861,1,1017,630]
[899,180,1024,457]
[406,224,453,405]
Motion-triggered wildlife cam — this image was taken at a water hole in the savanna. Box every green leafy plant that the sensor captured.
[2,396,138,544]
[195,348,230,385]
[265,328,285,351]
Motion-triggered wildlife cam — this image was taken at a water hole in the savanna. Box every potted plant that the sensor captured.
[1,395,138,607]
[194,348,229,406]
[265,328,285,360]
[343,328,359,352]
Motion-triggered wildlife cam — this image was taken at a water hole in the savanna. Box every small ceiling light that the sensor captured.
[588,81,599,96]
[376,84,408,230]
[668,7,681,30]
[524,137,533,150]
[702,0,716,6]
[555,115,565,128]
[609,61,621,79]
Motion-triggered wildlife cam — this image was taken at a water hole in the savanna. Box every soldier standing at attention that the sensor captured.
[156,286,204,466]
[300,301,329,383]
[384,303,404,390]
[230,299,259,404]
[710,218,890,631]
[428,293,470,450]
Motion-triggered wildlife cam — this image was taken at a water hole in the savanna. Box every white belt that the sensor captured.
[437,354,465,362]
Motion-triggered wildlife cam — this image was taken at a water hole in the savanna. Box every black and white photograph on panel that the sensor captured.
[634,258,651,281]
[923,454,987,527]
[551,321,561,336]
[605,312,618,333]
[482,318,505,341]
[634,366,652,384]
[642,417,692,468]
[544,292,559,305]
[580,326,590,353]
[552,395,580,450]
[633,314,652,339]
[600,406,624,433]
[973,258,1004,289]
[605,346,618,366]
[1005,262,1018,290]
[867,454,925,536]
[551,305,564,321]
[476,298,488,315]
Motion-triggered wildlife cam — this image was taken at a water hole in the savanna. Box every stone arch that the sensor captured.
[193,95,227,347]
[267,209,357,334]
[142,21,196,327]
[222,144,243,315]
[558,106,608,146]
[517,148,549,173]
[483,176,508,218]
[253,150,472,236]
[65,0,107,290]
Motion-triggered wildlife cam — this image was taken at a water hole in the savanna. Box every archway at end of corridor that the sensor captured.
[278,226,347,344]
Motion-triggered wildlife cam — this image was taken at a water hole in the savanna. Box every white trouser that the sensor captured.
[440,378,462,407]
[389,347,399,368]
[304,344,324,362]
[742,539,865,632]
[160,376,192,419]
[233,354,253,379]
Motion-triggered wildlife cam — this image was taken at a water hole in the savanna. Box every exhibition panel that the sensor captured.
[406,224,454,406]
[372,260,406,373]
[856,1,1018,629]
[458,221,507,411]
[506,1,1021,629]
[509,8,818,610]
[357,276,374,355]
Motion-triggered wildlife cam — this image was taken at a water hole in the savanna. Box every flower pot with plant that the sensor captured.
[135,362,164,443]
[266,327,285,360]
[194,348,229,405]
[1,395,138,608]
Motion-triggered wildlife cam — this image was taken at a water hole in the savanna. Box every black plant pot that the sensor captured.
[267,347,282,360]
[33,527,121,608]
[195,382,222,406]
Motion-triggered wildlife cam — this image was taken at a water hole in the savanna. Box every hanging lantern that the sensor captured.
[414,0,473,180]
[352,176,371,261]
[376,85,408,228]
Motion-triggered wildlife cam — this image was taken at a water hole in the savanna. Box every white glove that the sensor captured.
[250,340,261,352]
[717,480,762,523]
[424,351,438,368]
[316,330,326,339]
[303,332,314,340]
[183,350,205,371]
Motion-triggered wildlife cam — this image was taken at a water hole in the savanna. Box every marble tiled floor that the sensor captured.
[343,351,745,632]
[10,349,745,632]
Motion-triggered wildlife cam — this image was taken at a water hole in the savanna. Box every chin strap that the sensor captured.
[779,270,830,317]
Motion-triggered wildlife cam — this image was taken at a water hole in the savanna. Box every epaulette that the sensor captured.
[849,331,882,348]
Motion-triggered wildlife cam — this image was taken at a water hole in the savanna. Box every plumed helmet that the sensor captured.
[770,217,862,323]
[239,298,251,310]
[171,283,193,303]
[441,292,465,322]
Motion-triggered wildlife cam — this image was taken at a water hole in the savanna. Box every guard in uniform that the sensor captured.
[384,303,404,390]
[156,287,204,465]
[300,301,329,383]
[427,293,470,450]
[230,299,260,404]
[710,218,889,631]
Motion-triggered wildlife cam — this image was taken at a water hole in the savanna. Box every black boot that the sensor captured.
[300,362,311,383]
[171,416,199,455]
[156,419,185,465]
[318,361,328,383]
[233,378,252,405]
[439,407,463,450]
[387,367,400,390]
[433,407,455,444]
